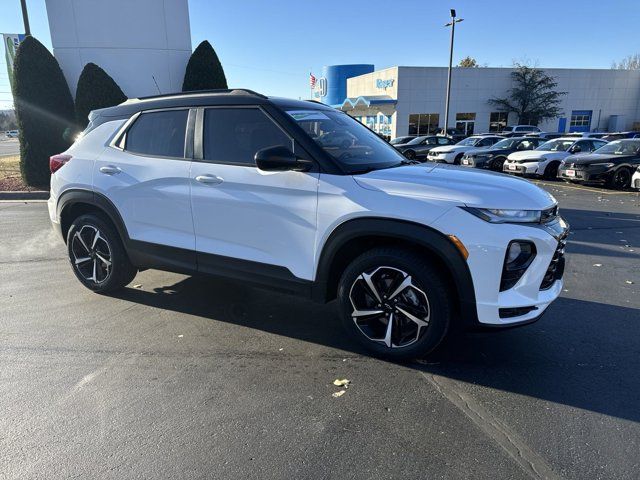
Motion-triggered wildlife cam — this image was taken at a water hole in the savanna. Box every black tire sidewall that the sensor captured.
[67,214,136,293]
[337,248,451,359]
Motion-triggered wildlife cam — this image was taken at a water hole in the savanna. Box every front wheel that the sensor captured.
[453,153,464,165]
[490,156,507,172]
[337,247,451,360]
[609,168,631,190]
[543,162,560,180]
[67,214,137,293]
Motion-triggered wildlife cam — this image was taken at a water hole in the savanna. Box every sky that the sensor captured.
[1,0,639,109]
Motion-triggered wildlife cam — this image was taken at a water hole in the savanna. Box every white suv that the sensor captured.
[503,137,608,179]
[427,135,504,164]
[48,89,568,359]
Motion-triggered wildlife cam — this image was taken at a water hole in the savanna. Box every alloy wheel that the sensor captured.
[71,225,112,284]
[349,266,430,348]
[614,169,630,189]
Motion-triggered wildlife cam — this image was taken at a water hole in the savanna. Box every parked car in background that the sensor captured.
[389,135,416,145]
[316,130,357,148]
[601,132,640,142]
[503,137,607,179]
[563,132,607,139]
[393,135,455,160]
[557,139,640,189]
[5,130,18,138]
[427,135,504,164]
[632,165,640,190]
[500,125,541,137]
[524,132,565,140]
[460,137,543,171]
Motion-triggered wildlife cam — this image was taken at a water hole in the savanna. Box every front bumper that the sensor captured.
[557,165,611,184]
[431,208,569,327]
[503,161,542,176]
[427,152,457,163]
[633,172,640,189]
[460,156,491,169]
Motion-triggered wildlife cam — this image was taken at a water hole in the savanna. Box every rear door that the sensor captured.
[93,108,196,269]
[189,106,319,283]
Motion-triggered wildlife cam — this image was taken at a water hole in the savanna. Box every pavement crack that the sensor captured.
[420,371,563,480]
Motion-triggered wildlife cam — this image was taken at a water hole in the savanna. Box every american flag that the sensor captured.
[310,73,317,89]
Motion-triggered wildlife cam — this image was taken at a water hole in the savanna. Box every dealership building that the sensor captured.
[312,64,640,139]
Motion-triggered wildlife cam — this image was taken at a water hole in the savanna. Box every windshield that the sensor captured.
[491,138,517,149]
[286,109,404,173]
[406,136,428,145]
[537,139,575,151]
[594,140,640,155]
[502,126,514,132]
[457,137,480,146]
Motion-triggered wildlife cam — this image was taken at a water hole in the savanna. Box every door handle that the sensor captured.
[195,174,224,185]
[99,165,121,175]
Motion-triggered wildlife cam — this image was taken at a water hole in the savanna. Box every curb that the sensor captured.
[0,191,49,200]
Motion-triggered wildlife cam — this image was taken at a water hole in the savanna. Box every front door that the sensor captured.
[190,106,319,283]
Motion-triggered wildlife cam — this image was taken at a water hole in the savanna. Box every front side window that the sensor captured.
[125,109,189,158]
[286,109,404,173]
[203,108,292,165]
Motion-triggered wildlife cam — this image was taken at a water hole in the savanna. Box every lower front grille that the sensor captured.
[540,232,568,290]
[499,306,538,319]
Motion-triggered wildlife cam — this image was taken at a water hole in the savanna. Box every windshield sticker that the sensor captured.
[287,110,331,121]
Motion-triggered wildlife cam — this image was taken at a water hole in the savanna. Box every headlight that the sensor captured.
[590,162,615,168]
[461,206,543,223]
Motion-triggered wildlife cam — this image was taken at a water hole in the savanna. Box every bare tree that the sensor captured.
[612,54,640,70]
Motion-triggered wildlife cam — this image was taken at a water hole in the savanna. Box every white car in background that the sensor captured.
[427,135,504,164]
[632,166,640,190]
[503,137,608,179]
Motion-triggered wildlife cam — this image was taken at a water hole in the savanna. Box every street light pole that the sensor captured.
[20,0,31,36]
[444,9,463,134]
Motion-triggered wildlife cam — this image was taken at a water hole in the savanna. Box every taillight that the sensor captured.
[50,154,72,174]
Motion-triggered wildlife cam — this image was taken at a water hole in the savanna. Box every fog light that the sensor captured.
[500,241,536,291]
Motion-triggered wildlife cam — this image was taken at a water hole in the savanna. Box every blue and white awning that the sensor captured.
[339,95,397,111]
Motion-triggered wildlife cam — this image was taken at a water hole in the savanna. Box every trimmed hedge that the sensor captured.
[75,63,127,129]
[12,36,75,188]
[182,40,228,91]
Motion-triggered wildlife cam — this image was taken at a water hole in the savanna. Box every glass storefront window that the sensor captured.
[489,112,508,132]
[408,113,439,135]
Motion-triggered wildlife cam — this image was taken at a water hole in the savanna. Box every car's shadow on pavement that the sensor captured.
[112,275,640,423]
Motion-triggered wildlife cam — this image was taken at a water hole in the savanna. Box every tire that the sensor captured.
[543,162,560,180]
[453,153,463,165]
[337,247,452,360]
[67,213,137,293]
[490,156,507,172]
[404,150,416,160]
[608,168,631,190]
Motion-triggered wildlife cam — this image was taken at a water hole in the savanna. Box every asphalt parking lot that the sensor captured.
[1,181,639,479]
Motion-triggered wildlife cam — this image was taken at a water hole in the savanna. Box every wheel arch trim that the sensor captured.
[57,189,130,244]
[313,217,479,325]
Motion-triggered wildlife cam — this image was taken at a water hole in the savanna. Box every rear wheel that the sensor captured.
[609,168,631,190]
[67,214,137,293]
[337,247,451,360]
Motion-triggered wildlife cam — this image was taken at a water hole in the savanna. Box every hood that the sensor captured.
[353,164,556,210]
[566,153,635,165]
[507,150,566,161]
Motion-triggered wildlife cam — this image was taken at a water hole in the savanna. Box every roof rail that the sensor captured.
[135,88,267,101]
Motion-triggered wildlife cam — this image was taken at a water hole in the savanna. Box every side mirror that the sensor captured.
[255,145,311,172]
[570,145,581,153]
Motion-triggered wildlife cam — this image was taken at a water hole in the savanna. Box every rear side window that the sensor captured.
[203,108,292,165]
[125,109,189,158]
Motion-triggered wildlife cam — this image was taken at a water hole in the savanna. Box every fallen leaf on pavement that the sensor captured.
[333,379,351,387]
[332,390,346,398]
